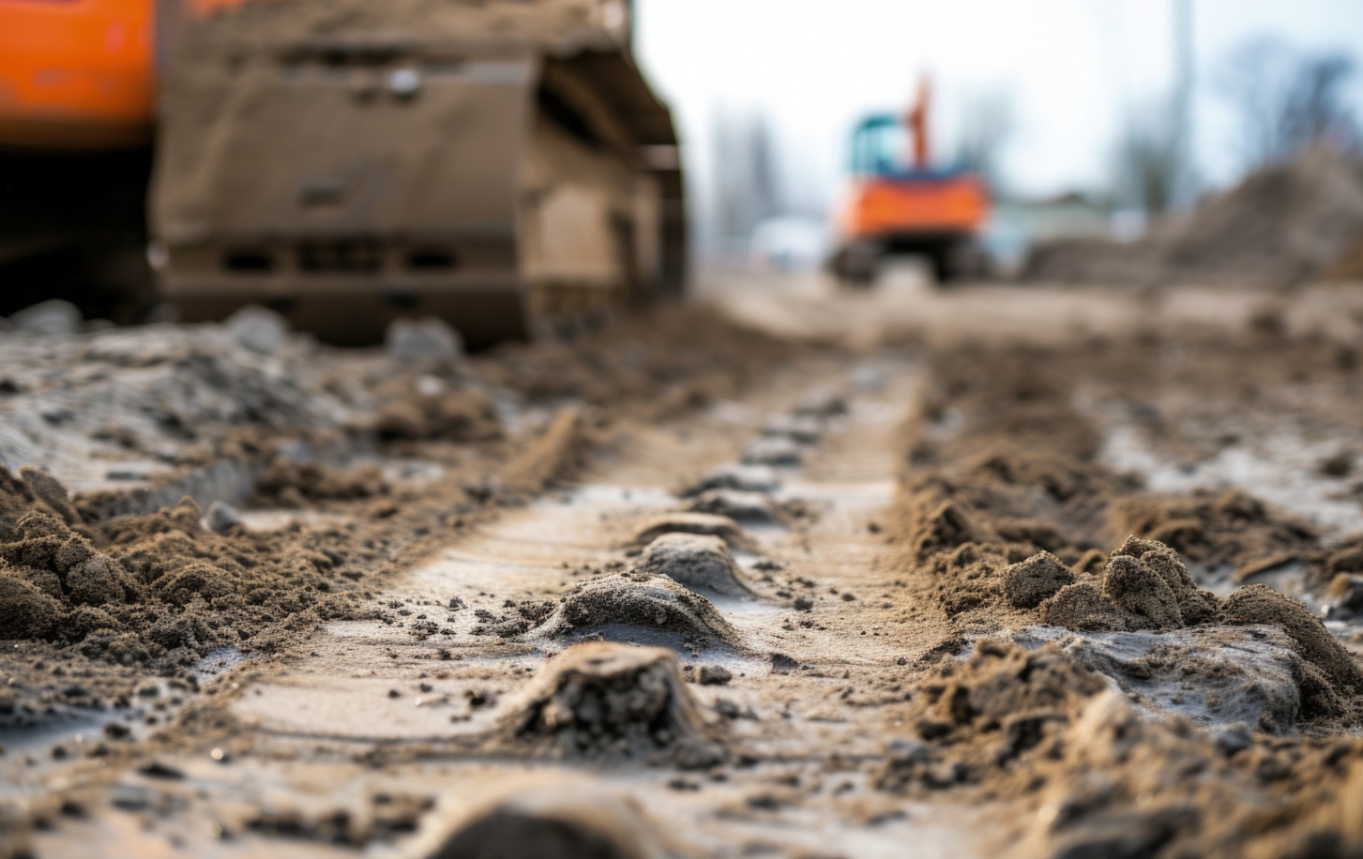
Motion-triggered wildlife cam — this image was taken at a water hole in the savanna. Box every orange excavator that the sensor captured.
[831,77,990,284]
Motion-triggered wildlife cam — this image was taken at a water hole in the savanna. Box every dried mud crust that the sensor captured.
[881,334,1363,857]
[502,642,724,768]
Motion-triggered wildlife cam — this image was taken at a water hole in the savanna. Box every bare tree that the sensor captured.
[1218,38,1361,170]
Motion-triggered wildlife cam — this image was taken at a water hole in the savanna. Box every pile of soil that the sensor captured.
[1021,147,1363,289]
[633,533,754,598]
[0,464,395,662]
[879,639,1108,791]
[628,513,756,552]
[505,642,722,768]
[421,780,662,859]
[528,572,742,649]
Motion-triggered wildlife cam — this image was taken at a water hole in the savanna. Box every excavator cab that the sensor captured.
[832,79,989,285]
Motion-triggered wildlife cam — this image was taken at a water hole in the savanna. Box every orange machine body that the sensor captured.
[0,0,157,148]
[840,172,988,241]
[0,0,256,149]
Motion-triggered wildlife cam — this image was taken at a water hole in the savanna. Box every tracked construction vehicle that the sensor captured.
[831,77,989,285]
[150,0,685,347]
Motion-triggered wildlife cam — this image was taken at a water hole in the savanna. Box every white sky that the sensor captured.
[635,0,1363,209]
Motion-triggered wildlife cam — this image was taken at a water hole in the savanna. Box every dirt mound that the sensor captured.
[374,385,502,443]
[254,458,388,507]
[760,414,823,444]
[1002,551,1076,608]
[678,464,779,498]
[879,639,1107,790]
[1021,147,1363,289]
[0,574,63,639]
[504,642,723,767]
[740,437,803,467]
[0,462,425,661]
[1110,489,1320,581]
[1035,537,1220,632]
[1222,584,1363,695]
[885,641,1363,857]
[416,780,663,859]
[633,534,753,598]
[686,490,786,525]
[529,572,742,648]
[628,513,754,552]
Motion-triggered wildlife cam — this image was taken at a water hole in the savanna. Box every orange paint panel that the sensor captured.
[841,176,988,240]
[0,0,156,146]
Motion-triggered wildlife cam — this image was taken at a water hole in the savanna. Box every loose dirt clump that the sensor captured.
[374,386,502,444]
[1110,489,1320,581]
[628,513,755,552]
[0,574,64,639]
[528,572,742,649]
[1223,584,1363,697]
[678,464,780,497]
[741,437,803,467]
[879,639,1107,791]
[686,490,786,525]
[504,642,722,768]
[417,780,663,859]
[1033,537,1219,632]
[634,534,754,598]
[253,457,389,507]
[1002,551,1076,609]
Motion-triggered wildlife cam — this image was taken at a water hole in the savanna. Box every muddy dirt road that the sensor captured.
[4,271,1363,858]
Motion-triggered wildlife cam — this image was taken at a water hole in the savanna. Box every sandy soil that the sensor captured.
[3,272,1363,859]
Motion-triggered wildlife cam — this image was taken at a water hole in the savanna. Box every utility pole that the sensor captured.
[1172,0,1195,206]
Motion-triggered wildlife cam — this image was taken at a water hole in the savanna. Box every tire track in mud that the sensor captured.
[31,355,995,859]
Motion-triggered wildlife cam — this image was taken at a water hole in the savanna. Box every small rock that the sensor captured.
[850,365,885,392]
[11,299,81,336]
[422,778,665,858]
[225,305,289,355]
[1320,449,1355,478]
[386,317,463,365]
[698,665,733,686]
[204,501,241,535]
